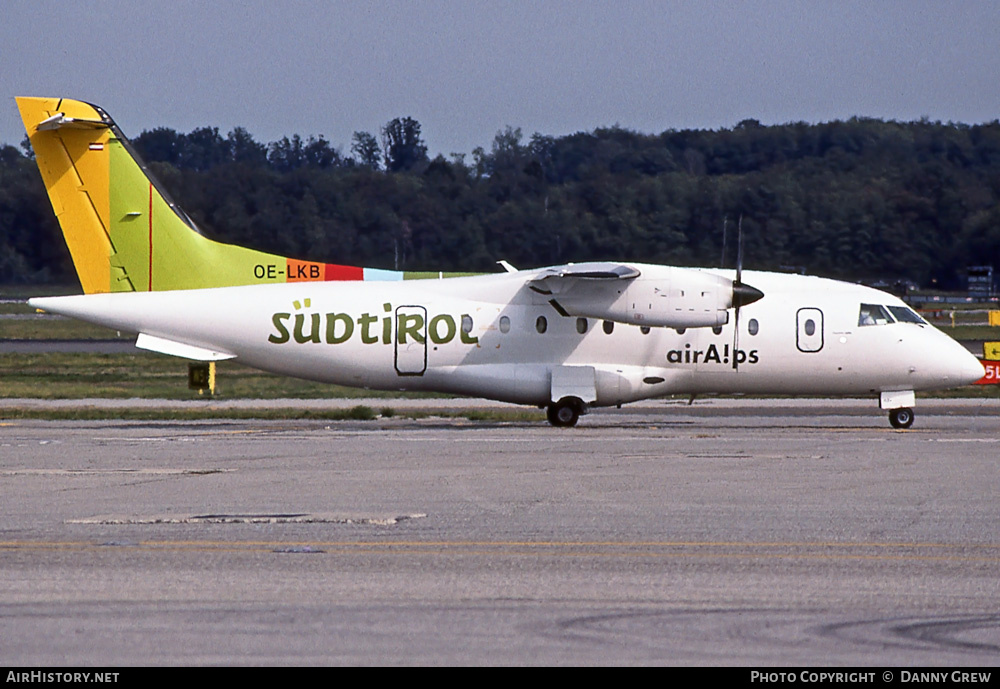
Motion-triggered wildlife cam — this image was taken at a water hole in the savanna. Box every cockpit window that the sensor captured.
[858,304,894,326]
[859,303,927,327]
[887,305,926,325]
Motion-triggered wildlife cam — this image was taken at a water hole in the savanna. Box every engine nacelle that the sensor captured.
[546,267,735,329]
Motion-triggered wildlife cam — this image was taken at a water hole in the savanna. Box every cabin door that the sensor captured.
[395,305,427,376]
[796,308,824,353]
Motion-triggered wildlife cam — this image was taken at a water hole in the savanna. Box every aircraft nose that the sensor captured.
[957,349,986,386]
[919,333,986,388]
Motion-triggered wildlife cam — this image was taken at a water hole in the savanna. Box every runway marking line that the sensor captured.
[3,539,1000,548]
[3,539,1000,563]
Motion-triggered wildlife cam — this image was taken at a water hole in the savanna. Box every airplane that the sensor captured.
[16,97,986,428]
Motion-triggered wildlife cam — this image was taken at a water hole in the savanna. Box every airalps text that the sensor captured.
[667,342,759,366]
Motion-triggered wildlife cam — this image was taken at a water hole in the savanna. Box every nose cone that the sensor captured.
[933,335,985,387]
[957,349,986,386]
[906,329,986,391]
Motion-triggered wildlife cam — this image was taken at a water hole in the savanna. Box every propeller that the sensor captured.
[730,215,764,370]
[720,216,728,269]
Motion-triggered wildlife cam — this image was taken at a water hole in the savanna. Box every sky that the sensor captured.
[2,1,999,158]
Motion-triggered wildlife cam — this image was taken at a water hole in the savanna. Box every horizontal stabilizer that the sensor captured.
[135,333,236,361]
[35,112,110,131]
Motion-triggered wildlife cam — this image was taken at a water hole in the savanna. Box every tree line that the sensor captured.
[2,115,998,290]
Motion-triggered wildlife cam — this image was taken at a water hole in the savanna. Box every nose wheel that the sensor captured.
[889,407,914,429]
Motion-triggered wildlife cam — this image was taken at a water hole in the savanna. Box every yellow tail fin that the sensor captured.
[18,97,329,293]
[18,98,117,293]
[18,97,467,291]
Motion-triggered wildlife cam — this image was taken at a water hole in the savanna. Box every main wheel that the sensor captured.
[889,407,914,429]
[547,398,581,427]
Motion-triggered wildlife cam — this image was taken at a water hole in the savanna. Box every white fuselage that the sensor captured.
[30,265,985,407]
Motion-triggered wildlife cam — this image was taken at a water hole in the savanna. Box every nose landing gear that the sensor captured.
[889,407,914,429]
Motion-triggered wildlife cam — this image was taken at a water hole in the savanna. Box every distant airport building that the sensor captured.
[864,278,917,297]
[967,266,996,298]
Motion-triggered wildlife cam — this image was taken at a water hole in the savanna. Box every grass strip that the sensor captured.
[0,352,448,400]
[0,405,546,423]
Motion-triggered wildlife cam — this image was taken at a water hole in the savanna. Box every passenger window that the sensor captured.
[748,318,759,336]
[576,318,588,334]
[603,320,614,334]
[712,326,722,335]
[499,315,510,334]
[640,326,650,335]
[462,315,474,333]
[535,316,547,334]
[858,304,894,326]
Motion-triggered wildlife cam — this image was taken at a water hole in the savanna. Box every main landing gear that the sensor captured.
[547,397,584,427]
[888,407,914,429]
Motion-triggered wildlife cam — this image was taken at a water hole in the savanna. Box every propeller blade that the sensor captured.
[735,214,744,286]
[733,215,744,370]
[732,302,741,370]
[730,214,765,370]
[731,284,763,371]
[720,217,728,268]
